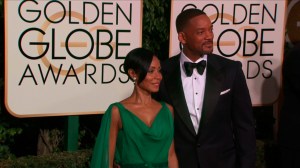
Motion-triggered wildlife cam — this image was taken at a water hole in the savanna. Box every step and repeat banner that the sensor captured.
[170,0,287,106]
[5,0,143,117]
[5,0,291,117]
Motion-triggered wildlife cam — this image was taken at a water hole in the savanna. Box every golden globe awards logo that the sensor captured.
[5,0,143,116]
[170,1,287,105]
[18,0,132,85]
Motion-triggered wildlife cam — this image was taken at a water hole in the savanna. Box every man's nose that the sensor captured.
[206,31,214,39]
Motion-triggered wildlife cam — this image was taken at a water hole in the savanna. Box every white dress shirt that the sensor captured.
[180,53,207,134]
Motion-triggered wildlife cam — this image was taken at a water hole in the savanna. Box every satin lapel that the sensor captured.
[165,56,196,136]
[199,55,223,132]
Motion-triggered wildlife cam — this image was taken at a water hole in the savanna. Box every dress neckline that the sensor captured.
[117,102,164,128]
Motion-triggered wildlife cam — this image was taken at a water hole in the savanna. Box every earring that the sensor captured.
[133,77,136,84]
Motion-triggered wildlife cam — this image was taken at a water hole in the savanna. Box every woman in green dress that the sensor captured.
[90,48,178,168]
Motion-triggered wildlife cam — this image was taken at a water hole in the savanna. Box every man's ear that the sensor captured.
[178,32,186,44]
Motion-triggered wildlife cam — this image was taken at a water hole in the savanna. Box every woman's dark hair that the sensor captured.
[176,8,206,33]
[123,47,155,84]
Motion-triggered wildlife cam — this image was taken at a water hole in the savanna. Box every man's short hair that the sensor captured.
[176,8,206,33]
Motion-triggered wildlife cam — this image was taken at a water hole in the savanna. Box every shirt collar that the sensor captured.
[180,52,207,69]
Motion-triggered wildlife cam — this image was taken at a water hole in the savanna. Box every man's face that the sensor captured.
[179,14,214,57]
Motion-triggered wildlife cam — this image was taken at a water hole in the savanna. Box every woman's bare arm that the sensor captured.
[166,104,179,168]
[109,106,122,168]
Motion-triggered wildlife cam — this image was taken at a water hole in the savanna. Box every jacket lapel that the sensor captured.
[199,54,223,132]
[164,56,196,136]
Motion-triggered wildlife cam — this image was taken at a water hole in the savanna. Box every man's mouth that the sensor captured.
[204,41,213,46]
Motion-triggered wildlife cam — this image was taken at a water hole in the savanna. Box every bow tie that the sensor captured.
[184,60,207,77]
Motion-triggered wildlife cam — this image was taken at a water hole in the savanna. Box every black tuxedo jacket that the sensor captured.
[158,54,256,168]
[278,44,300,149]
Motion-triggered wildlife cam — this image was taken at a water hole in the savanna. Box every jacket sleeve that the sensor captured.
[232,62,256,168]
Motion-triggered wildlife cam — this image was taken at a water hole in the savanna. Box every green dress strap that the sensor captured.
[90,103,117,168]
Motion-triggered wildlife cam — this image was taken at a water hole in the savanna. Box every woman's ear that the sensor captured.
[128,69,137,82]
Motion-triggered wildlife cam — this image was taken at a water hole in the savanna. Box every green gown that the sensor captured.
[90,102,174,168]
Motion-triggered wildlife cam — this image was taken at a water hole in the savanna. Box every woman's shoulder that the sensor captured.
[105,102,122,115]
[160,101,174,116]
[105,102,122,128]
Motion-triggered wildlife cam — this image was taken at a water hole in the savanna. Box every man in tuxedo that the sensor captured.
[157,8,256,168]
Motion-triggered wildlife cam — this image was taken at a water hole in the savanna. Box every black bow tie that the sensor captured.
[184,60,207,77]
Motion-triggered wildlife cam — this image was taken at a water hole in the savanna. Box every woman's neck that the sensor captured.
[130,87,153,105]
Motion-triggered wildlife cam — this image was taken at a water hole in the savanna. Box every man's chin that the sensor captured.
[203,50,213,55]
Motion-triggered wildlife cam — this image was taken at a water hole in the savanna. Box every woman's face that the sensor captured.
[138,56,162,93]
